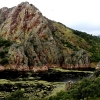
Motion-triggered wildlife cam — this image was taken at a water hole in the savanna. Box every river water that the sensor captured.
[63,73,93,83]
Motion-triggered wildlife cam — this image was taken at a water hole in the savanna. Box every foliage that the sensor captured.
[0,36,12,65]
[72,30,100,62]
[0,58,9,64]
[6,90,27,100]
[49,76,100,100]
[29,97,49,100]
[54,22,100,62]
[91,53,100,62]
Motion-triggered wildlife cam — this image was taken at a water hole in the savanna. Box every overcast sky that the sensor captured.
[0,0,100,36]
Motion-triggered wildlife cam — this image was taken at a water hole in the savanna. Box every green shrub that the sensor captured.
[0,58,9,64]
[6,90,27,100]
[49,76,100,100]
[0,36,12,65]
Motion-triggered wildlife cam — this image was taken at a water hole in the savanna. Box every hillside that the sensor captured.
[54,22,100,62]
[0,2,99,71]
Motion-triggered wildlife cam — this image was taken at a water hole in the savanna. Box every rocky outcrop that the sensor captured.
[0,2,91,71]
[62,49,90,70]
[0,7,10,25]
[96,61,100,70]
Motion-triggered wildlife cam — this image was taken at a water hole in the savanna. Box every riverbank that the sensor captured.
[0,68,94,99]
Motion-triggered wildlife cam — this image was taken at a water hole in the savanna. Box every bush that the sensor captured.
[0,58,9,64]
[49,76,100,100]
[6,90,27,100]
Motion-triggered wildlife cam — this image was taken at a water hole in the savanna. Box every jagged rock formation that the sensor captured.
[96,61,100,70]
[62,49,90,69]
[0,2,91,72]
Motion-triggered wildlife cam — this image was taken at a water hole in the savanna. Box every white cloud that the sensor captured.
[0,0,100,35]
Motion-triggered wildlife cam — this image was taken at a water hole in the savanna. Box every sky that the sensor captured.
[0,0,100,36]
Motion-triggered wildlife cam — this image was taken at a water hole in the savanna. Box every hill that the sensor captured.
[0,2,99,71]
[53,22,100,64]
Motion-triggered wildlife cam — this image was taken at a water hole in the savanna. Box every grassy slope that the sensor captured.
[54,22,91,52]
[53,22,100,67]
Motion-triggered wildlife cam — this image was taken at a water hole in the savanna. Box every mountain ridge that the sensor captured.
[0,2,99,72]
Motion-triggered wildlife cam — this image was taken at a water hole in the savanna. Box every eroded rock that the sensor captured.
[0,2,91,71]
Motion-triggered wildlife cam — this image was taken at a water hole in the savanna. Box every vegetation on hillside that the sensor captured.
[72,30,100,62]
[0,36,12,65]
[54,22,100,63]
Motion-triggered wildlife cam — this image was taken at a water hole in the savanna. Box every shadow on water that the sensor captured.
[31,69,94,82]
[0,69,94,82]
[0,70,29,79]
[62,73,93,82]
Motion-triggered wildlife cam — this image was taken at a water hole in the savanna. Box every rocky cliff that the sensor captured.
[0,2,92,72]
